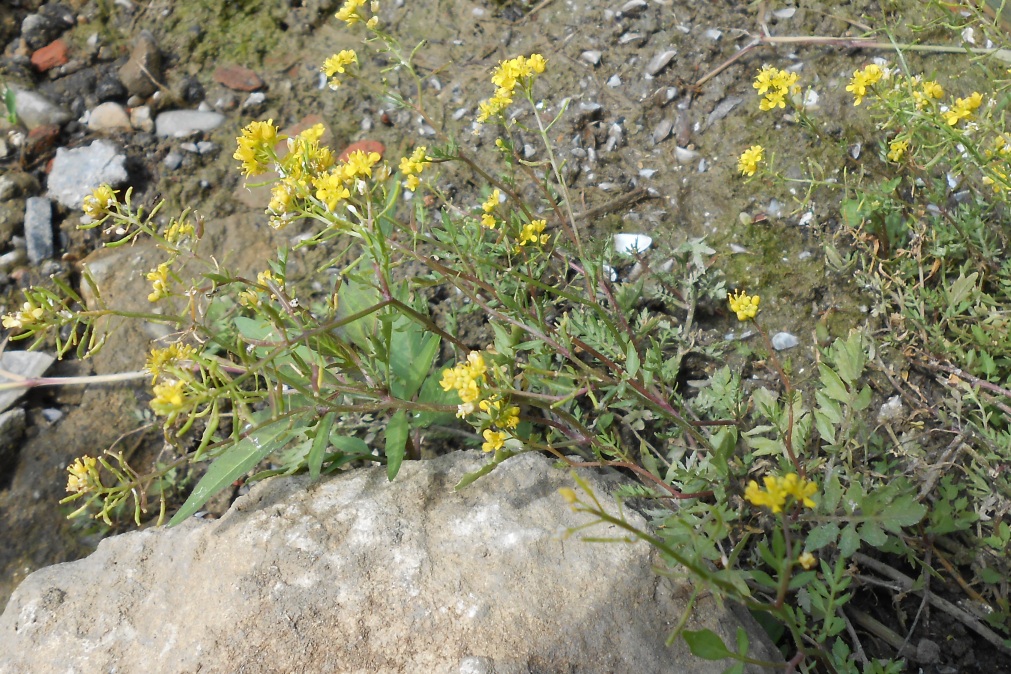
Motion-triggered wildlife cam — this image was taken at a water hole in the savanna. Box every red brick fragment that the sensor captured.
[31,39,68,72]
[213,65,264,92]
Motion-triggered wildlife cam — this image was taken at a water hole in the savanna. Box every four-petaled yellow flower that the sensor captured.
[942,91,984,126]
[343,149,381,180]
[146,263,172,302]
[150,379,188,417]
[517,219,549,246]
[234,119,281,178]
[82,184,118,220]
[728,290,760,321]
[2,300,46,331]
[482,429,508,453]
[846,64,883,106]
[66,456,98,494]
[887,138,909,162]
[753,65,799,111]
[745,472,818,514]
[321,50,358,89]
[313,171,352,211]
[145,343,196,383]
[798,552,817,570]
[477,54,547,124]
[912,79,944,109]
[737,145,764,177]
[399,146,430,191]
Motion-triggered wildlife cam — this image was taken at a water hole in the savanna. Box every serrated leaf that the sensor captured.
[806,523,840,551]
[818,364,851,404]
[948,271,979,307]
[814,409,838,445]
[839,523,860,558]
[880,494,926,532]
[682,629,732,660]
[169,419,294,526]
[385,410,409,481]
[308,412,336,480]
[858,521,888,547]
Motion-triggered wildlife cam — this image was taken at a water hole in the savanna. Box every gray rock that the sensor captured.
[580,50,602,66]
[86,102,131,132]
[0,351,55,415]
[47,140,128,210]
[117,30,162,98]
[9,87,71,131]
[21,6,74,51]
[0,199,25,245]
[154,109,226,137]
[0,451,777,674]
[771,332,800,350]
[0,408,26,471]
[23,197,53,263]
[162,151,183,170]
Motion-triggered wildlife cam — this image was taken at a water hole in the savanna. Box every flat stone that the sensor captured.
[30,39,68,72]
[0,351,55,415]
[117,30,161,98]
[23,196,53,263]
[9,87,70,131]
[0,451,778,673]
[771,332,800,351]
[213,65,264,92]
[47,140,128,210]
[87,102,132,132]
[154,109,226,137]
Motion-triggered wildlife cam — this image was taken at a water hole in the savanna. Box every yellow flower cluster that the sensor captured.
[479,397,520,430]
[399,146,430,191]
[728,290,760,321]
[887,138,909,162]
[737,145,764,177]
[476,54,547,124]
[912,78,944,109]
[164,217,195,244]
[440,351,488,416]
[482,429,508,453]
[336,0,379,28]
[234,119,283,178]
[846,64,883,106]
[321,50,358,90]
[145,343,196,383]
[66,456,98,494]
[517,219,549,246]
[744,472,817,514]
[942,91,983,126]
[2,300,46,331]
[146,262,172,302]
[480,189,501,229]
[753,65,799,111]
[82,184,118,220]
[150,379,188,418]
[983,135,1011,192]
[344,149,381,180]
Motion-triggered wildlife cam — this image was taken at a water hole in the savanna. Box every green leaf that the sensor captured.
[723,663,745,674]
[453,450,518,490]
[385,410,409,481]
[626,341,640,377]
[818,364,851,404]
[169,419,295,526]
[308,412,336,480]
[806,523,840,551]
[947,271,979,307]
[839,523,860,558]
[859,521,888,547]
[390,327,439,400]
[879,494,926,532]
[735,626,749,655]
[682,629,732,660]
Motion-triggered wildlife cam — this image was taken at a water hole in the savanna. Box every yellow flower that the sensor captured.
[745,472,817,514]
[737,145,764,177]
[846,64,884,106]
[942,92,984,126]
[480,213,497,229]
[912,79,944,108]
[482,189,501,213]
[238,270,279,308]
[482,429,508,453]
[81,184,118,220]
[145,343,196,383]
[517,219,549,246]
[150,379,188,417]
[313,171,352,211]
[342,149,381,180]
[335,0,366,24]
[887,138,909,162]
[500,405,520,429]
[164,218,195,244]
[753,65,799,111]
[146,263,172,302]
[440,351,488,408]
[321,50,358,89]
[476,55,546,124]
[399,146,429,191]
[234,119,281,178]
[727,290,760,321]
[66,456,98,494]
[798,552,817,570]
[2,300,46,331]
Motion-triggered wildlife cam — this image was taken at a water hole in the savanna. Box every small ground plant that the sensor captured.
[3,1,1011,671]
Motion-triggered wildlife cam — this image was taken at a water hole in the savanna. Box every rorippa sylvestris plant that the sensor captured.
[0,5,972,674]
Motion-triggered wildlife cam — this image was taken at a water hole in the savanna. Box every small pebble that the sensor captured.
[607,74,622,88]
[619,0,647,15]
[674,146,698,164]
[41,408,63,423]
[638,168,656,178]
[581,50,602,66]
[242,92,266,109]
[645,50,677,77]
[163,151,183,170]
[652,118,672,144]
[87,102,131,132]
[771,332,799,351]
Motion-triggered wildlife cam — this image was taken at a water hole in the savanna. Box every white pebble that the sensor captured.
[771,332,799,351]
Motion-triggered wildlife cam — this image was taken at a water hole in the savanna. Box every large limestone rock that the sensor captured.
[0,451,778,673]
